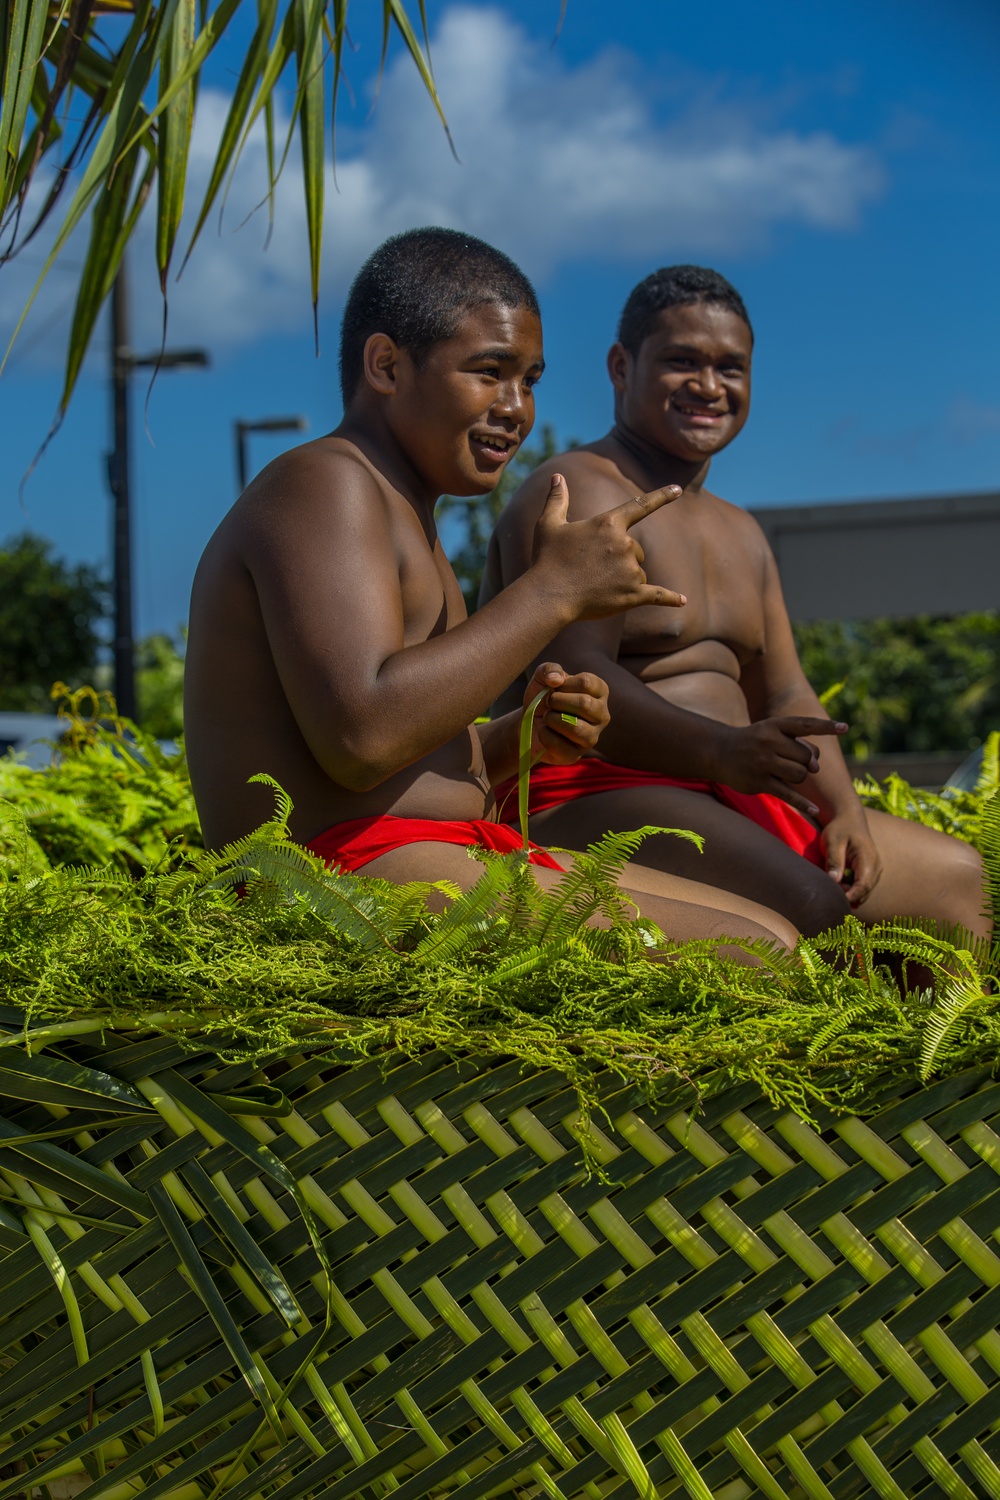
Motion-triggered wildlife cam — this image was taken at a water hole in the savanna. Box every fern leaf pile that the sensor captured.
[0,690,997,1124]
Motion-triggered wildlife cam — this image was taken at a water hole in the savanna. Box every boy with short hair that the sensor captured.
[481,263,986,940]
[184,229,795,950]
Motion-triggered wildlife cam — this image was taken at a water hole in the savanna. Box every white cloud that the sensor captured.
[1,4,884,364]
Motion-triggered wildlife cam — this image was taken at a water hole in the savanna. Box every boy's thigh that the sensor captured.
[358,840,511,891]
[357,833,792,952]
[531,787,848,934]
[858,808,987,933]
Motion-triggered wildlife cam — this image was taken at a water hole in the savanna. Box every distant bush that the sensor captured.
[0,533,107,711]
[796,613,1000,759]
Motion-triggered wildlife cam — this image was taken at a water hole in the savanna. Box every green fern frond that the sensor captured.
[976,732,1000,801]
[411,853,518,964]
[977,789,1000,937]
[920,975,997,1080]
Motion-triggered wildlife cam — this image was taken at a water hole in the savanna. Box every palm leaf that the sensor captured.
[293,0,325,342]
[3,0,451,409]
[155,0,197,292]
[0,0,50,216]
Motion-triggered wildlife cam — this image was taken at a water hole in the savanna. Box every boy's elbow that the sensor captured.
[323,732,401,792]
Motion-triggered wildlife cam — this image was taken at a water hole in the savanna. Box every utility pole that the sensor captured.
[235,415,308,494]
[109,270,136,719]
[106,255,209,720]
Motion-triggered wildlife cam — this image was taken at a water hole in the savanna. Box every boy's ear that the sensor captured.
[362,332,401,395]
[607,341,631,393]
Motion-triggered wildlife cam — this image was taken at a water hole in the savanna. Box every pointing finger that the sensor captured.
[637,585,687,609]
[615,485,683,528]
[773,717,849,738]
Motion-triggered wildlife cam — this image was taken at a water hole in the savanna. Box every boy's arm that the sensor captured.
[497,465,842,817]
[742,547,882,905]
[243,453,673,792]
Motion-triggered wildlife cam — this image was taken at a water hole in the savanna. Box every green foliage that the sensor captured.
[856,730,999,845]
[0,534,107,712]
[0,685,199,872]
[136,626,186,739]
[440,424,567,611]
[796,612,1000,758]
[0,696,999,1124]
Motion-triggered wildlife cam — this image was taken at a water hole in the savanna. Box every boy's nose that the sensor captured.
[690,366,723,398]
[492,381,528,420]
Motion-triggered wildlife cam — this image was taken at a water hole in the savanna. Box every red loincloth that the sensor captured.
[492,759,826,868]
[305,814,565,873]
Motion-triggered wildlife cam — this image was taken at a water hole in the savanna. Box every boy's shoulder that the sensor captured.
[700,487,772,547]
[244,434,385,511]
[505,441,632,522]
[231,435,397,541]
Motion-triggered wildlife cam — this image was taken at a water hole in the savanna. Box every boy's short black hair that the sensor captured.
[339,227,540,404]
[617,265,752,356]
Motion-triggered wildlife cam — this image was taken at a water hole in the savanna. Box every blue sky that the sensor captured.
[1,0,998,636]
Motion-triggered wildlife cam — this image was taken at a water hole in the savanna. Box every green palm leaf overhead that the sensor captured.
[0,0,448,409]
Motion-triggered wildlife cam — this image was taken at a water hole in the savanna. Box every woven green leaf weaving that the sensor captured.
[4,1037,1000,1500]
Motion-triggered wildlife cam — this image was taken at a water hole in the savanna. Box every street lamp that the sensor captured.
[235,416,308,494]
[107,255,209,720]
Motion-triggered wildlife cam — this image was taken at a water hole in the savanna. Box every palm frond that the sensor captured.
[1,0,450,409]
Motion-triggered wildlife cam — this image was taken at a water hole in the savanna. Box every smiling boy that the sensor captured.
[184,231,796,950]
[481,264,986,939]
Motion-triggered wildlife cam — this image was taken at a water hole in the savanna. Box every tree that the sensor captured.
[0,533,107,710]
[1,0,448,410]
[136,627,185,739]
[795,614,1000,759]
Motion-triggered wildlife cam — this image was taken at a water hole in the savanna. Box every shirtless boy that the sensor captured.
[481,264,986,939]
[184,230,796,951]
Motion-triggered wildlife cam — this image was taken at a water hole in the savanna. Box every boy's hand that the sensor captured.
[525,662,610,764]
[821,810,882,908]
[531,474,686,621]
[714,717,849,817]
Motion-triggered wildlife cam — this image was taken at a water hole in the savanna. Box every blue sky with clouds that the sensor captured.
[1,0,998,635]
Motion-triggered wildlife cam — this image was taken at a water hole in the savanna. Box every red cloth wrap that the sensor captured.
[493,759,825,868]
[305,814,564,873]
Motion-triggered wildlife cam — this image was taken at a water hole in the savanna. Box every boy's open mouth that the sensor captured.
[673,403,727,426]
[470,431,518,464]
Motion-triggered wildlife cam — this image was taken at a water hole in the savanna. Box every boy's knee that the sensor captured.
[792,872,852,938]
[940,838,989,929]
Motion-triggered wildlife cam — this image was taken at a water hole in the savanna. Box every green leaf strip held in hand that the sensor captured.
[519,687,548,850]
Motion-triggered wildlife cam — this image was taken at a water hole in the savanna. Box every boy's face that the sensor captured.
[610,301,753,463]
[390,302,544,496]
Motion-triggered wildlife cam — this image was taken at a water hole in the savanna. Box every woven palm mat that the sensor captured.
[3,1039,1000,1500]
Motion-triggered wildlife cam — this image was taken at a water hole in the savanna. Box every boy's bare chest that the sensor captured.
[396,526,467,643]
[620,510,765,662]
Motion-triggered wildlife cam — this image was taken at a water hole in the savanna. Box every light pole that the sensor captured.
[235,416,308,494]
[107,255,209,720]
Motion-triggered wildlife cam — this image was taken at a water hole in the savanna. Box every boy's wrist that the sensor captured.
[521,561,578,632]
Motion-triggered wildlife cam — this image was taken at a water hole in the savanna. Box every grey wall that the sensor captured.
[749,490,1000,622]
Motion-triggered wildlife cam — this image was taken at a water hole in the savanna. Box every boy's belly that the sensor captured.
[191,721,494,849]
[620,644,751,728]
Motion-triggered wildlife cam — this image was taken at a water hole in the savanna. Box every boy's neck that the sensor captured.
[335,407,440,523]
[609,419,711,496]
